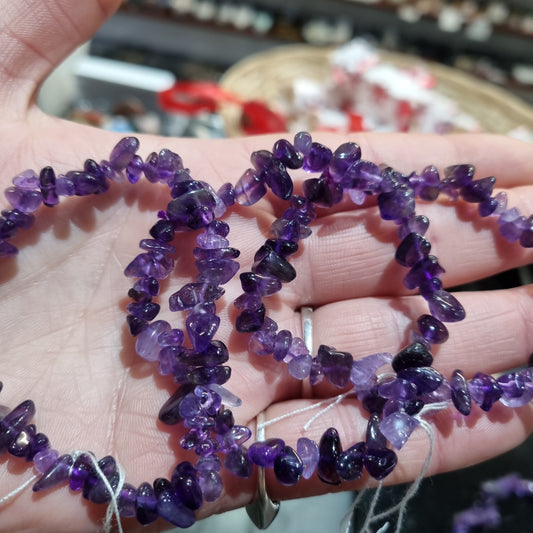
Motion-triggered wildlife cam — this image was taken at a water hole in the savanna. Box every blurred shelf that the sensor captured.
[95,2,533,68]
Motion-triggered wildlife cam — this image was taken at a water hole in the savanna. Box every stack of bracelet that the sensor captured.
[0,132,532,530]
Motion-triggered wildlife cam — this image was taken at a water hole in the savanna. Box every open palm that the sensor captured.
[1,1,533,532]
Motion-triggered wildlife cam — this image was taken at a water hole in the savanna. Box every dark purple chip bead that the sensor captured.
[478,196,499,217]
[126,154,143,183]
[378,378,417,401]
[159,384,195,425]
[461,176,496,203]
[235,168,267,206]
[155,478,196,528]
[395,233,431,267]
[66,170,109,196]
[273,445,303,486]
[217,182,235,207]
[109,136,140,171]
[520,216,533,248]
[126,314,146,336]
[88,456,119,504]
[27,431,50,460]
[416,314,449,344]
[117,483,137,518]
[196,258,240,285]
[403,255,445,291]
[179,340,229,367]
[150,219,175,243]
[450,369,471,415]
[329,142,361,182]
[169,283,224,311]
[249,438,285,468]
[156,148,184,182]
[273,329,292,361]
[397,366,444,394]
[497,372,526,399]
[427,290,466,322]
[225,446,253,478]
[171,461,203,510]
[303,142,332,172]
[2,208,35,230]
[8,424,36,457]
[468,372,502,412]
[235,304,266,333]
[399,214,430,239]
[263,159,294,200]
[336,442,366,481]
[317,344,354,388]
[240,272,282,296]
[377,185,415,221]
[193,246,240,261]
[5,186,42,214]
[444,164,475,186]
[127,300,160,322]
[364,447,398,480]
[391,342,434,372]
[361,387,387,415]
[294,131,312,155]
[317,428,342,485]
[187,365,231,386]
[0,217,17,241]
[302,176,343,207]
[411,165,440,201]
[39,166,59,207]
[135,481,158,525]
[273,139,303,169]
[252,245,296,283]
[365,412,387,449]
[186,312,220,353]
[404,398,425,416]
[214,408,234,435]
[0,399,35,452]
[33,454,73,492]
[69,452,95,491]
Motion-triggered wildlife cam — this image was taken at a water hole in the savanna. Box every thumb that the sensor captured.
[0,0,121,117]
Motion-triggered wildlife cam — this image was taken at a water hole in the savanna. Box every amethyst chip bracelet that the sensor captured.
[0,133,532,531]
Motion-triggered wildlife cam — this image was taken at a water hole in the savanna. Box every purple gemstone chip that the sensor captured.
[317,428,342,485]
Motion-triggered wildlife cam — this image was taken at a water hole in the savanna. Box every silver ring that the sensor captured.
[300,306,314,354]
[245,411,280,529]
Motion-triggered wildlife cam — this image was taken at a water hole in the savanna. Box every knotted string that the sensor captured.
[257,390,357,433]
[259,385,448,533]
[0,451,126,533]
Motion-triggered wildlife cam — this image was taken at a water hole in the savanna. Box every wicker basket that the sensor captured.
[219,44,533,136]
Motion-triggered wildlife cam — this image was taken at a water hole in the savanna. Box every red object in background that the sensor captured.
[396,100,415,132]
[158,81,287,135]
[158,81,233,115]
[240,101,286,135]
[347,112,365,132]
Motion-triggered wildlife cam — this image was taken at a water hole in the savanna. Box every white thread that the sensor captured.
[256,381,448,533]
[367,419,435,532]
[0,473,37,506]
[340,480,371,533]
[303,391,355,431]
[419,401,449,416]
[71,451,126,533]
[360,481,383,533]
[257,390,355,433]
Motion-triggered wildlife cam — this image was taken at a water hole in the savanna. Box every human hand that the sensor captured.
[1,1,533,532]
